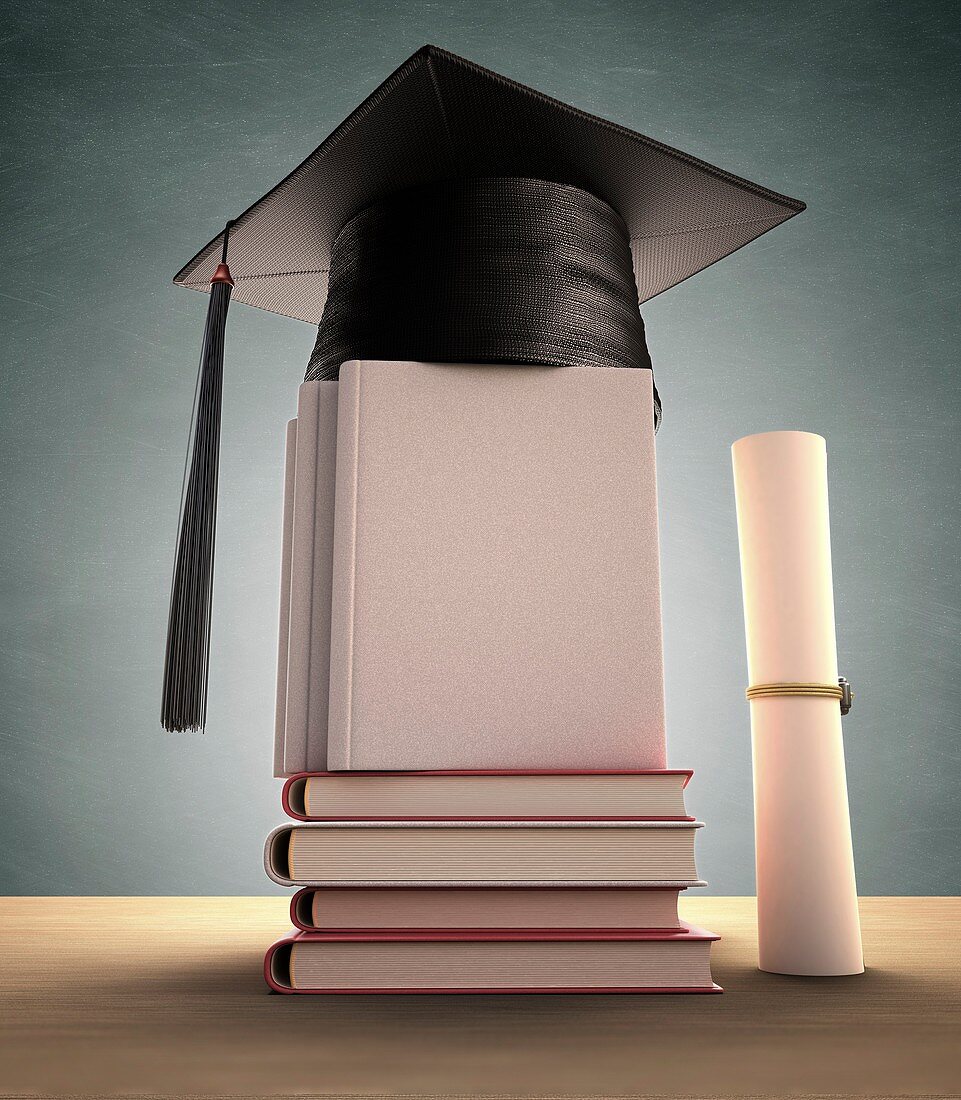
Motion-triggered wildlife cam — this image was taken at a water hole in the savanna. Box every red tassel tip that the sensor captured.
[211,262,234,286]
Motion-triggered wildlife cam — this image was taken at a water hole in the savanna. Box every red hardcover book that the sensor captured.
[289,884,692,934]
[282,769,695,822]
[265,925,722,994]
[265,819,704,888]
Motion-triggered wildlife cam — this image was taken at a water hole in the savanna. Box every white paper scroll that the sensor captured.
[732,431,863,976]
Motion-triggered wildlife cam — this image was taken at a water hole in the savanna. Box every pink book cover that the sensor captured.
[326,361,666,772]
[264,925,722,994]
[281,769,695,821]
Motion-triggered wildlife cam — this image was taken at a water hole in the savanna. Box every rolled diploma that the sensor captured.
[732,431,863,975]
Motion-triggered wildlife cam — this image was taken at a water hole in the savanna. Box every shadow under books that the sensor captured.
[35,949,947,1033]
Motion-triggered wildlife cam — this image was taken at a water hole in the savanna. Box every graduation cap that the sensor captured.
[163,44,804,732]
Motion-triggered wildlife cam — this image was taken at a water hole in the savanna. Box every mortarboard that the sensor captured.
[163,44,804,732]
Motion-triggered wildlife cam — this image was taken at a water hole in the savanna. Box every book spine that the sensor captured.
[326,362,363,770]
[282,384,319,774]
[304,383,340,772]
[273,418,298,778]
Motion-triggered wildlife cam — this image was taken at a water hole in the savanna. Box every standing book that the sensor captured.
[325,360,666,772]
[276,380,338,776]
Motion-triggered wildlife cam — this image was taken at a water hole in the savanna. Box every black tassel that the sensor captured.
[162,223,235,731]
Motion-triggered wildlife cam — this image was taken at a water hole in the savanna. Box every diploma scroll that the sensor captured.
[732,431,863,976]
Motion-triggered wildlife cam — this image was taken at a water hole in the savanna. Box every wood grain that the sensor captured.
[0,897,956,1098]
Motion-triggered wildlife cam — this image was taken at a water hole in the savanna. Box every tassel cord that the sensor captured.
[162,222,233,731]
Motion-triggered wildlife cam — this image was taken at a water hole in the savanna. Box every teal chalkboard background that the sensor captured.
[1,0,958,894]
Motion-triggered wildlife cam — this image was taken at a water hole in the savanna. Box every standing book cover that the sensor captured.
[323,360,667,773]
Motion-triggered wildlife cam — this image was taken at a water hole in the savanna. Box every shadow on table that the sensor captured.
[37,946,953,1037]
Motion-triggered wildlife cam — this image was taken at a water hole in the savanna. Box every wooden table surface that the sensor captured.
[0,897,957,1099]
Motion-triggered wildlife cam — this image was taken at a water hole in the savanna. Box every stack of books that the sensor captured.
[265,362,720,992]
[264,770,719,993]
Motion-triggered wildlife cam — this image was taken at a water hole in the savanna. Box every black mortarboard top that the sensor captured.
[163,45,805,732]
[174,44,804,321]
